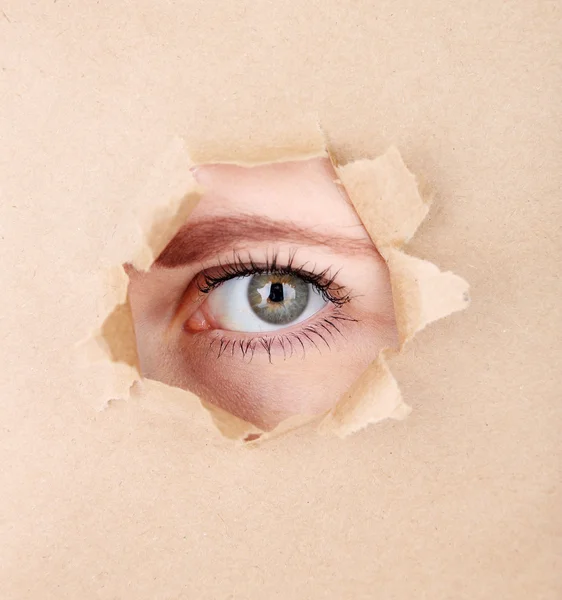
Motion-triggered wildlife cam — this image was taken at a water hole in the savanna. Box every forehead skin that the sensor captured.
[190,158,369,238]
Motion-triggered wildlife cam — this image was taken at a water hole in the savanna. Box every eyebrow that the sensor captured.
[155,214,378,268]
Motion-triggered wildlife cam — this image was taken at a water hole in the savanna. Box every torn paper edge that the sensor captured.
[185,120,328,166]
[79,135,470,442]
[319,147,469,437]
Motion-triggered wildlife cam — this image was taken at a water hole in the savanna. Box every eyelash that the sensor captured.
[207,311,358,363]
[191,249,357,363]
[196,249,352,306]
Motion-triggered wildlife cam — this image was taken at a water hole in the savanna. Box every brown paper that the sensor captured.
[4,4,559,597]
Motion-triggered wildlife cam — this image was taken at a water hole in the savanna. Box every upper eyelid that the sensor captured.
[199,265,343,293]
[195,251,352,305]
[194,248,344,280]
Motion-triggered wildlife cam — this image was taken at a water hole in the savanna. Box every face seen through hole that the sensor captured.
[126,157,398,431]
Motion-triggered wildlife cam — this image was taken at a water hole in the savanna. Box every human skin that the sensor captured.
[126,157,398,430]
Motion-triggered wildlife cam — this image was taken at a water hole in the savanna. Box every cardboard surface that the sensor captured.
[1,1,560,598]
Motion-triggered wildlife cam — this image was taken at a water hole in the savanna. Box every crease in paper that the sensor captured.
[80,135,469,441]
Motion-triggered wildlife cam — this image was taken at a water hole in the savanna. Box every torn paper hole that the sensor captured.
[80,137,469,442]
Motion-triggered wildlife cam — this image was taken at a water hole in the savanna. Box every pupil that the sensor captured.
[269,282,284,303]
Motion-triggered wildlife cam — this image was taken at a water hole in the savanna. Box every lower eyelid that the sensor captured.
[201,306,358,361]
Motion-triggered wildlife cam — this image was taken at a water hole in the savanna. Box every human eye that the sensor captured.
[182,251,356,358]
[125,157,399,430]
[206,272,327,332]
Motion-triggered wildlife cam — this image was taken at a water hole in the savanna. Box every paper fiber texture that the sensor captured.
[1,2,560,599]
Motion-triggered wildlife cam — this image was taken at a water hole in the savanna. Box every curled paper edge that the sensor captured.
[186,121,328,166]
[80,136,469,441]
[335,146,431,248]
[319,350,410,438]
[382,248,470,347]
